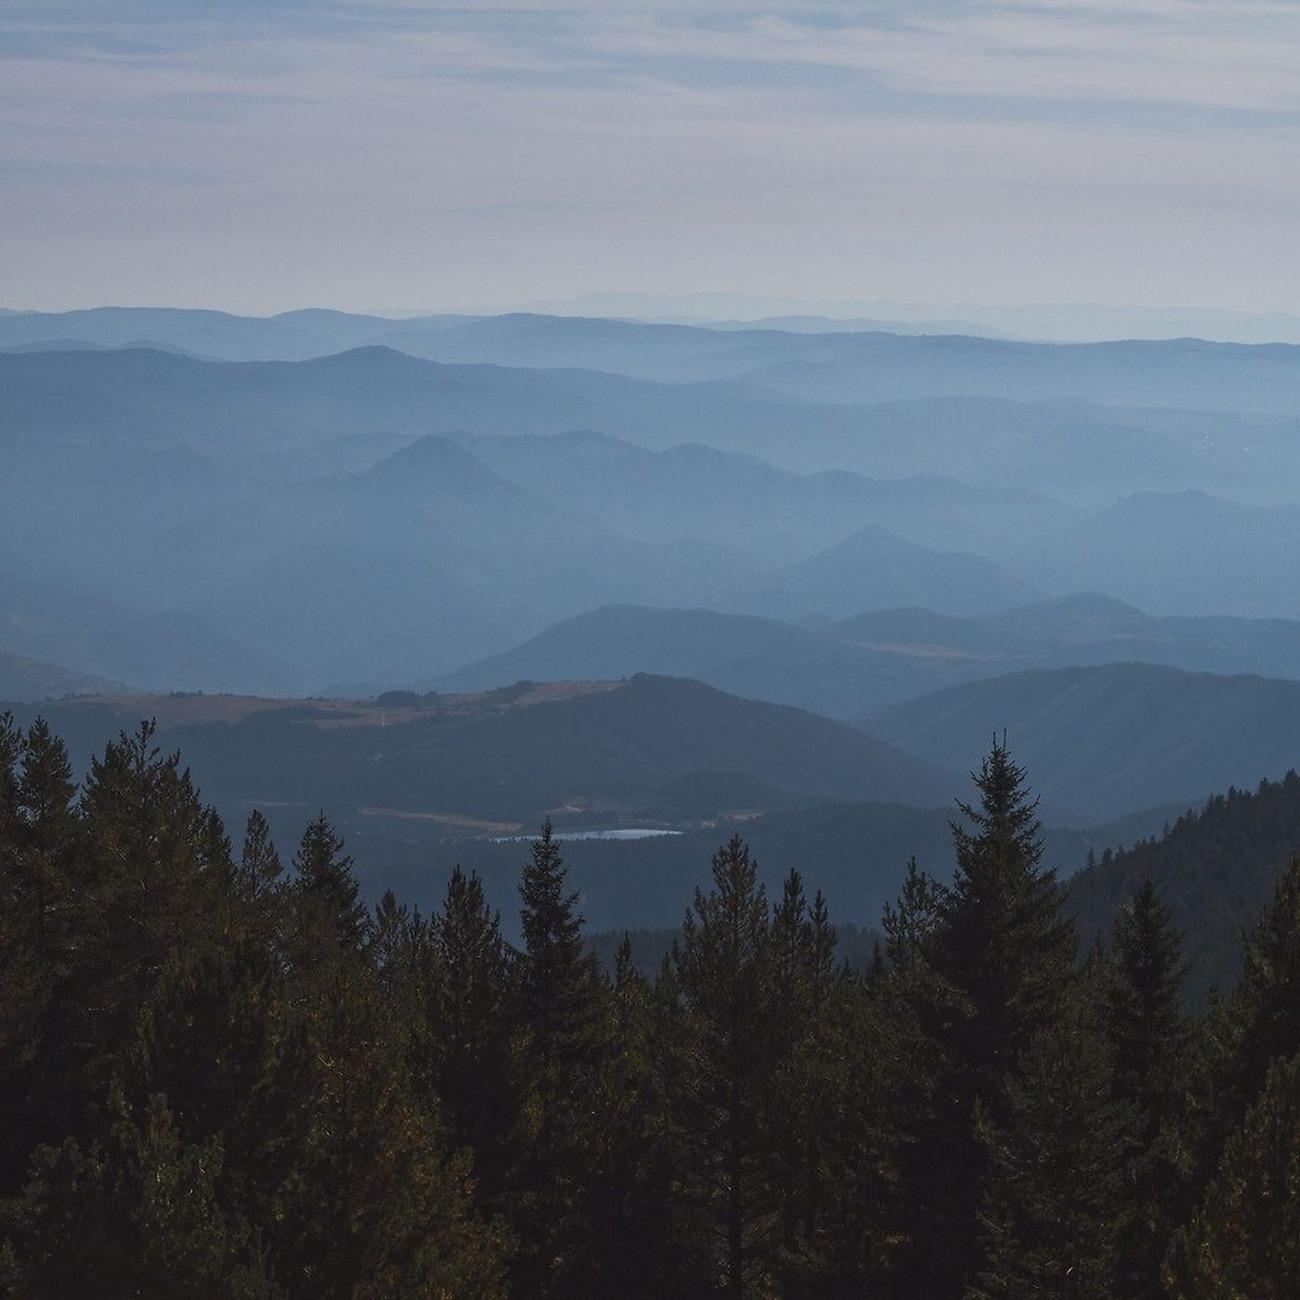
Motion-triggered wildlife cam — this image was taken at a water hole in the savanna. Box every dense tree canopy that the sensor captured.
[1,715,1298,1297]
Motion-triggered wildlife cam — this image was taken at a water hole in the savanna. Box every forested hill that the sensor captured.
[10,675,957,830]
[1068,771,1300,997]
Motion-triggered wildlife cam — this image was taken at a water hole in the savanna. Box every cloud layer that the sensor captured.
[2,1,1298,313]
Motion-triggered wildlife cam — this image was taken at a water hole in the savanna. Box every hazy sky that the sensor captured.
[3,0,1300,314]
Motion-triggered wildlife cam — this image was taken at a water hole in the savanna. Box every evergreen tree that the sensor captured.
[1168,1051,1300,1298]
[671,835,777,1299]
[1,1086,274,1300]
[288,813,369,961]
[429,867,520,1211]
[971,989,1127,1300]
[234,809,284,944]
[47,722,230,1146]
[581,936,677,1300]
[0,717,77,1190]
[1105,880,1191,1299]
[1202,854,1300,1148]
[512,822,608,1299]
[14,718,78,960]
[896,740,1077,1297]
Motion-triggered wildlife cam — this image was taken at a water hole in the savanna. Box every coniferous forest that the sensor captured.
[3,713,1299,1299]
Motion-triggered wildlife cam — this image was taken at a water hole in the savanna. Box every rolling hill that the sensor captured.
[0,572,287,697]
[17,675,958,833]
[833,593,1300,681]
[425,596,1300,723]
[0,649,127,703]
[429,605,948,717]
[866,662,1300,824]
[10,678,1176,933]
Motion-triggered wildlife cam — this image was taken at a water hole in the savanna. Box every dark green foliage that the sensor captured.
[0,724,507,1298]
[430,867,521,1209]
[1069,770,1300,997]
[670,835,779,1297]
[891,742,1078,1298]
[971,989,1128,1300]
[936,743,1077,1098]
[511,821,610,1299]
[2,1088,273,1300]
[1168,1052,1300,1299]
[289,811,369,962]
[1105,881,1191,1299]
[5,719,1300,1298]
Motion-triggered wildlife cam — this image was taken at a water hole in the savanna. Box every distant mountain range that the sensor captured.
[7,335,1299,501]
[867,662,1300,824]
[8,333,1300,695]
[10,308,1300,414]
[426,597,1300,722]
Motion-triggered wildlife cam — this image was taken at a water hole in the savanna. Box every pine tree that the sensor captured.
[233,809,284,944]
[517,820,599,1072]
[937,741,1077,1099]
[512,821,608,1299]
[971,977,1128,1300]
[0,715,43,1195]
[1104,880,1190,1299]
[895,740,1078,1298]
[429,867,520,1210]
[46,722,230,1146]
[1204,854,1300,1137]
[580,935,677,1300]
[288,812,369,961]
[14,718,78,960]
[1167,1051,1300,1298]
[671,835,778,1299]
[771,890,899,1298]
[1,1086,274,1300]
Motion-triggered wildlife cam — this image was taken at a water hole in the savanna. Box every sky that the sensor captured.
[3,0,1300,316]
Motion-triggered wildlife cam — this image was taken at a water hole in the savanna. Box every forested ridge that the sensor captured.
[3,713,1299,1298]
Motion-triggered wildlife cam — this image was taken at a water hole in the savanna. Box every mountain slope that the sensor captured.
[429,605,963,717]
[1015,491,1300,619]
[431,595,1300,721]
[0,649,127,702]
[0,572,287,696]
[1066,772,1300,998]
[738,524,1039,620]
[834,593,1300,681]
[22,675,957,830]
[866,662,1300,824]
